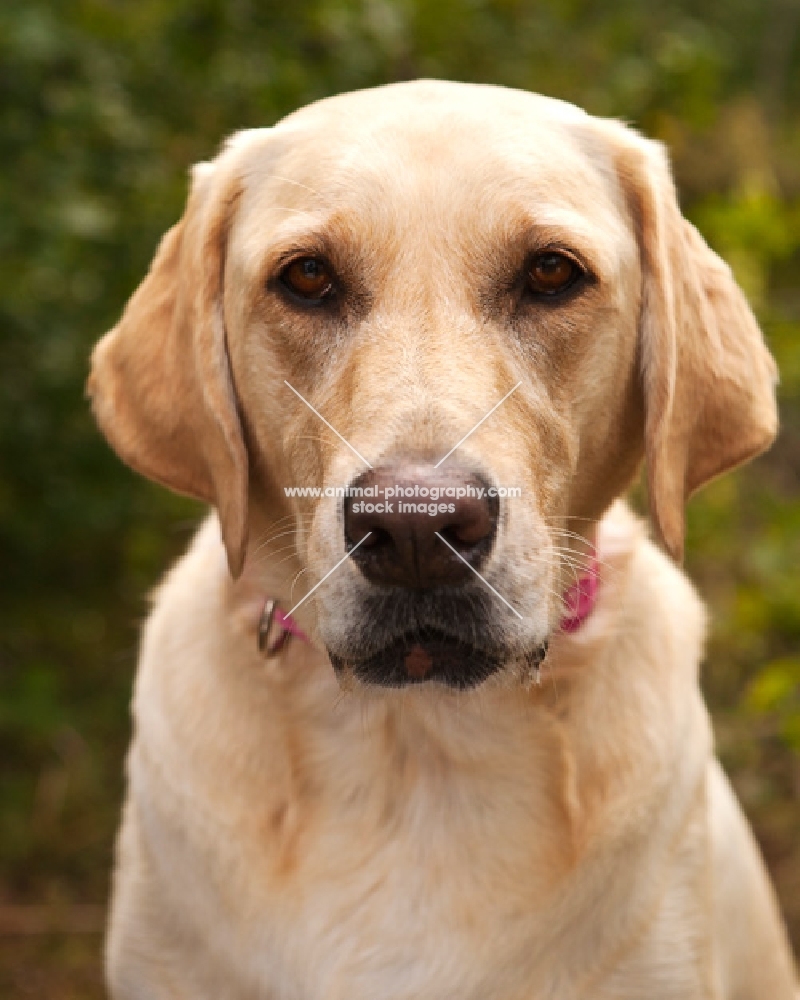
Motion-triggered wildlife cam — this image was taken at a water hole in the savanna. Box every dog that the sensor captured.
[89,80,798,998]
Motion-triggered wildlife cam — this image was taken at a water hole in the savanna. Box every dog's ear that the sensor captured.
[88,161,249,576]
[610,129,778,560]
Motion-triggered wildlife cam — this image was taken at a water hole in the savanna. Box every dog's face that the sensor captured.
[89,81,777,690]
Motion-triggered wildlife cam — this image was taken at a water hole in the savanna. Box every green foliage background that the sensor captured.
[1,0,799,993]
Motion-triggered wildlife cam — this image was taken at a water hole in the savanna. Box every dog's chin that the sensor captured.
[328,628,545,690]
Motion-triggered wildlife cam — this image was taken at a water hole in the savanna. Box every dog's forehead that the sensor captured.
[224,82,627,261]
[278,78,590,128]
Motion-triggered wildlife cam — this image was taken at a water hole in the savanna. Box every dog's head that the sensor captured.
[89,81,777,690]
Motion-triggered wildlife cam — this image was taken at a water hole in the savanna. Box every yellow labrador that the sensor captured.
[89,81,798,999]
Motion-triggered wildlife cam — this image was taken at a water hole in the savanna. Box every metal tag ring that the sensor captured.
[258,599,292,657]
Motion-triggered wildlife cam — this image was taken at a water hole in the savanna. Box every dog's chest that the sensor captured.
[136,698,711,1000]
[253,766,568,998]
[138,701,579,997]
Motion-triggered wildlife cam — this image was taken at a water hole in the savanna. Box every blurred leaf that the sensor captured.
[746,657,800,714]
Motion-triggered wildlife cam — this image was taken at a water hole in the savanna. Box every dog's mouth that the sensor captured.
[328,627,546,690]
[323,585,550,689]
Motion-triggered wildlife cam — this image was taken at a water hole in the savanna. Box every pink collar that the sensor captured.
[258,558,600,656]
[559,555,600,633]
[258,600,310,656]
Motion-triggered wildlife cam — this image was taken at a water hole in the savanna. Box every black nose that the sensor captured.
[344,464,498,588]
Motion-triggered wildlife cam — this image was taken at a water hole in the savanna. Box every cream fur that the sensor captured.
[89,81,797,998]
[106,507,796,998]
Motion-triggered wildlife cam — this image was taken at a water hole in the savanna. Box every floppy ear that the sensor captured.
[88,162,249,576]
[613,131,778,560]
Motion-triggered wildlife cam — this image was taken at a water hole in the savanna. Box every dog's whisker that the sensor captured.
[287,567,308,604]
[546,529,600,551]
[250,515,315,537]
[250,524,313,553]
[540,514,603,525]
[248,544,303,568]
[250,529,304,558]
[262,173,325,198]
[549,544,617,576]
[249,516,315,550]
[269,548,309,571]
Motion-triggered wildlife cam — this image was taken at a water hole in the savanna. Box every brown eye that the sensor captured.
[528,252,582,296]
[280,257,334,302]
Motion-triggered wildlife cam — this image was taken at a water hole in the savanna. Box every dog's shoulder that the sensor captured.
[582,500,707,671]
[141,515,231,649]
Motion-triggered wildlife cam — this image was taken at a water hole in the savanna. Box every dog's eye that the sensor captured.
[280,257,335,303]
[527,252,582,297]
